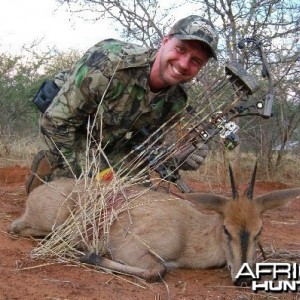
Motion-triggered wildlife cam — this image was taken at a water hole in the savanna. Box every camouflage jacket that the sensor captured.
[41,39,188,177]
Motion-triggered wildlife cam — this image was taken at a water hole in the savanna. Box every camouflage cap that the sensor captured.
[168,15,219,60]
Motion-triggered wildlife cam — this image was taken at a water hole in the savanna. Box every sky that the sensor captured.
[0,0,120,54]
[0,0,199,55]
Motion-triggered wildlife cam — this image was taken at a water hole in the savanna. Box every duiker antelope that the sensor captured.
[8,164,300,285]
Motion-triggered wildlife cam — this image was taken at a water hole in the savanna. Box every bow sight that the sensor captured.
[238,37,274,118]
[186,37,274,152]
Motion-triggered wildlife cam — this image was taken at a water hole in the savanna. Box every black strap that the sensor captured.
[33,80,59,113]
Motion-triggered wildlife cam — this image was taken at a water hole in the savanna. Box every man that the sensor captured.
[26,15,219,194]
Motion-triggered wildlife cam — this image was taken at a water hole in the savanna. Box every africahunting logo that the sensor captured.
[236,263,300,292]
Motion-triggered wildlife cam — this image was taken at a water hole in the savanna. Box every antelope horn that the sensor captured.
[246,160,258,200]
[229,164,238,199]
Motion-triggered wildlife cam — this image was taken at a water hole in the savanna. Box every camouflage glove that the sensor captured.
[177,142,209,171]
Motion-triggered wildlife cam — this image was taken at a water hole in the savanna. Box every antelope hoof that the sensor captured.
[79,253,101,266]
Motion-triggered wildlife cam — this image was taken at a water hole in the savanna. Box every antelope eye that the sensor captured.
[223,225,232,240]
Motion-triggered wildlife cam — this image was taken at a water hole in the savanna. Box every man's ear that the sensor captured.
[161,36,170,45]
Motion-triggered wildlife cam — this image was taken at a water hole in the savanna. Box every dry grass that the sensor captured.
[1,132,300,267]
[262,245,300,264]
[2,139,300,299]
[182,149,300,187]
[29,144,158,263]
[0,134,44,167]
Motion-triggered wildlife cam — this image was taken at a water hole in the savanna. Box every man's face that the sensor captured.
[151,36,210,90]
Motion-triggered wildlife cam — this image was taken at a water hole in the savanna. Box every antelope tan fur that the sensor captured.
[8,164,300,285]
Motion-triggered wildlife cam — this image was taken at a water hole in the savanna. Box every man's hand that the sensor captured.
[177,142,209,171]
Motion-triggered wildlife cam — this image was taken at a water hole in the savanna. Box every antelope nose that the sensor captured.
[234,276,252,287]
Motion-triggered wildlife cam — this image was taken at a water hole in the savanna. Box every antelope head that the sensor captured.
[184,162,300,285]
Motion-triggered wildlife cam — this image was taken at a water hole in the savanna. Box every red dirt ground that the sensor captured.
[0,165,299,300]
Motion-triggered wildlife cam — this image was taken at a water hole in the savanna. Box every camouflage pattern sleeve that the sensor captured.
[41,40,124,177]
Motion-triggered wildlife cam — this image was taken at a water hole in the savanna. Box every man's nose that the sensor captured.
[178,55,190,71]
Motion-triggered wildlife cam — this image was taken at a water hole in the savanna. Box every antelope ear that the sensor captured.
[183,193,228,213]
[255,188,300,213]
